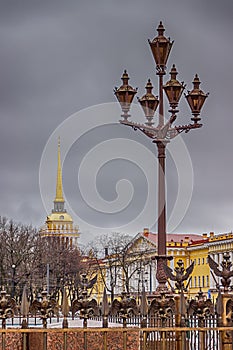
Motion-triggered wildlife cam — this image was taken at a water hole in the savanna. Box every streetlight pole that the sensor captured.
[114,21,208,292]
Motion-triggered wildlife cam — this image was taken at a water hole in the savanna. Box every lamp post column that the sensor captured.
[157,141,166,256]
[155,141,169,291]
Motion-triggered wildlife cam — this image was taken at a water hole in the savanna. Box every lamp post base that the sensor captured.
[155,255,173,292]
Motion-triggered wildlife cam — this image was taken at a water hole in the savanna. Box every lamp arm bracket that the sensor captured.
[120,120,160,139]
[120,120,202,141]
[174,123,202,133]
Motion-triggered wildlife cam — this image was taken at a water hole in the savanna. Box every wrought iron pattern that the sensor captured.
[0,287,18,329]
[71,274,98,328]
[149,292,175,327]
[163,259,194,293]
[30,289,59,328]
[0,287,230,350]
[208,253,233,292]
[111,291,138,328]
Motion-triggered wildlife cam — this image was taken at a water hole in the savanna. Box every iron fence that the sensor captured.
[0,325,232,350]
[1,257,233,349]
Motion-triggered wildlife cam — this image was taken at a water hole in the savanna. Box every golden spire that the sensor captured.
[54,137,64,203]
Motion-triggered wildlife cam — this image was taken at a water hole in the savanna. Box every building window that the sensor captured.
[190,276,192,288]
[202,258,205,265]
[194,259,196,265]
[202,275,205,288]
[206,275,209,287]
[198,276,201,287]
[194,276,197,288]
[198,258,200,265]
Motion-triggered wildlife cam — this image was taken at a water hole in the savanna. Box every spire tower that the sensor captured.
[40,137,80,248]
[53,137,66,213]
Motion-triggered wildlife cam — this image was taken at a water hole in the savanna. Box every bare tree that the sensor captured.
[0,217,85,303]
[0,216,39,300]
[35,237,85,303]
[88,233,149,301]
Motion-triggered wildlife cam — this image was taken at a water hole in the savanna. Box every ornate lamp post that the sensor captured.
[114,21,208,292]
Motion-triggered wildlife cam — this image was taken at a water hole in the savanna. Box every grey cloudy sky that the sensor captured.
[0,0,233,244]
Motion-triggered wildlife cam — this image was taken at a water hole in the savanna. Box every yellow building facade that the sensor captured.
[92,229,233,301]
[187,239,210,297]
[125,229,202,297]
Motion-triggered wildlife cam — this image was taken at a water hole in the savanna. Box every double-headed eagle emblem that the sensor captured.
[208,253,233,291]
[163,259,194,292]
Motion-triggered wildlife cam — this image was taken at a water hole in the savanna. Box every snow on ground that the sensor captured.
[48,319,122,328]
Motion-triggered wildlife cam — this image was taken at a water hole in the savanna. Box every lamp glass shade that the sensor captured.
[138,79,159,118]
[149,22,173,68]
[114,70,137,113]
[185,74,208,116]
[163,65,185,106]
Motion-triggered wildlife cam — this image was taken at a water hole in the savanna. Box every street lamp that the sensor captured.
[114,70,138,121]
[114,21,208,292]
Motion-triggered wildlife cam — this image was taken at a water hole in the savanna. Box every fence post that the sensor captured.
[21,286,29,350]
[140,287,148,350]
[174,294,187,350]
[62,288,69,350]
[102,288,109,350]
[219,293,233,350]
[2,332,6,350]
[198,324,205,350]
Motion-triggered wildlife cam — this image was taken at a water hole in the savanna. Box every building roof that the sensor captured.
[140,230,202,244]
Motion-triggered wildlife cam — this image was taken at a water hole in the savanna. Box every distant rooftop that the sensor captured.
[141,228,201,244]
[140,228,233,247]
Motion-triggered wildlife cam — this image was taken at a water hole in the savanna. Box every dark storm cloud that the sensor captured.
[0,0,233,243]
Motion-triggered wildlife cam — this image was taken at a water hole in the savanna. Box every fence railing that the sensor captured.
[1,325,233,350]
[1,262,233,349]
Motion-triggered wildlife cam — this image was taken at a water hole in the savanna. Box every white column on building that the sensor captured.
[152,259,157,291]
